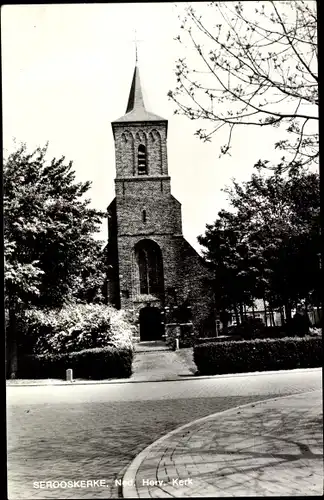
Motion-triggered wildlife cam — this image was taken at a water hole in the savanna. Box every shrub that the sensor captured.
[22,303,135,355]
[165,323,196,349]
[309,327,322,337]
[228,317,265,340]
[226,318,312,341]
[179,323,196,347]
[17,346,133,380]
[285,312,311,337]
[193,337,322,376]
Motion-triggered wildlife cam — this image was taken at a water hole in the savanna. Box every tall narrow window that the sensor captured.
[135,240,164,296]
[138,144,147,175]
[142,210,147,223]
[138,249,149,294]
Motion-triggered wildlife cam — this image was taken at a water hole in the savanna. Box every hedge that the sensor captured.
[195,335,241,345]
[16,346,133,380]
[193,337,323,375]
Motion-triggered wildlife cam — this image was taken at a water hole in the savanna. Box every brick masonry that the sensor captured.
[107,90,214,339]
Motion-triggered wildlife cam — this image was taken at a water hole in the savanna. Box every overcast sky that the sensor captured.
[2,2,299,253]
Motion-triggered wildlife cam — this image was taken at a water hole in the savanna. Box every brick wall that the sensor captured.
[112,122,168,178]
[115,181,182,236]
[107,118,216,337]
[108,228,215,335]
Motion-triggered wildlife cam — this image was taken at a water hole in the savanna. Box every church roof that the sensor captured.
[113,65,167,123]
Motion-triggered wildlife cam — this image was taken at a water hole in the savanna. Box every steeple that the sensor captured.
[125,65,145,114]
[113,65,167,123]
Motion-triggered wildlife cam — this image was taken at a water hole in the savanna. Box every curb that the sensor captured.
[121,389,320,498]
[6,367,322,387]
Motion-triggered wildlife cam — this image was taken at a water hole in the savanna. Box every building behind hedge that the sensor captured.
[106,64,215,341]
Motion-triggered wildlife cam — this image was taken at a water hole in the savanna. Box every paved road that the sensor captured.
[125,390,323,497]
[7,368,322,499]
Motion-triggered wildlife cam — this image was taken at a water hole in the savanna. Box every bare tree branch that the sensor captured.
[169,1,318,171]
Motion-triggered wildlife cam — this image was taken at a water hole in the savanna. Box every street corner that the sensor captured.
[121,390,323,498]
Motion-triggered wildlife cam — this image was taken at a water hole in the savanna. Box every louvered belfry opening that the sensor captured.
[138,144,147,175]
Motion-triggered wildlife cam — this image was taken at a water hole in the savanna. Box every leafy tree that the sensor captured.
[4,143,106,377]
[72,243,108,305]
[198,210,256,327]
[199,168,320,325]
[224,168,320,316]
[169,1,318,171]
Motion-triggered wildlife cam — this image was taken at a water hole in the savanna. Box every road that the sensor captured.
[7,368,322,498]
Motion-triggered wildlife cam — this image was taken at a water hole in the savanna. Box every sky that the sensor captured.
[1,2,311,253]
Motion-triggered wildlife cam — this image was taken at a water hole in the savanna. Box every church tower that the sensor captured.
[107,64,214,341]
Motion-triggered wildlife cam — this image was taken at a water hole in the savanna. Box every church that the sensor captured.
[106,63,215,341]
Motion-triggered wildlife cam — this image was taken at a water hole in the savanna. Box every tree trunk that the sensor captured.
[221,310,229,335]
[268,305,272,326]
[285,302,292,321]
[234,304,240,325]
[7,302,18,379]
[267,301,274,326]
[304,296,311,325]
[280,306,285,326]
[7,285,19,379]
[8,337,18,379]
[316,305,321,325]
[251,301,256,319]
[239,303,244,324]
[263,298,267,326]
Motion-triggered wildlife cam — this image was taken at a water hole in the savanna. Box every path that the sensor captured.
[131,341,193,381]
[123,390,323,497]
[6,342,194,386]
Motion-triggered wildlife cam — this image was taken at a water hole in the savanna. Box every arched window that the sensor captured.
[135,240,164,296]
[138,144,147,175]
[142,209,147,223]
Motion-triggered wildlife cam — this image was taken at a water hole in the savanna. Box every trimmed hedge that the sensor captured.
[193,337,323,375]
[195,335,241,345]
[16,346,133,380]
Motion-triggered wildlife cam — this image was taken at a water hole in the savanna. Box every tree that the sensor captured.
[198,167,320,326]
[224,168,320,316]
[72,243,108,305]
[169,1,318,171]
[198,210,257,326]
[4,143,106,377]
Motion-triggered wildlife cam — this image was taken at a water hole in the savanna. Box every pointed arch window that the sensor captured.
[135,240,164,296]
[138,144,147,175]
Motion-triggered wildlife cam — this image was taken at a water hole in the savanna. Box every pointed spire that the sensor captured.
[113,65,166,123]
[125,66,145,114]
